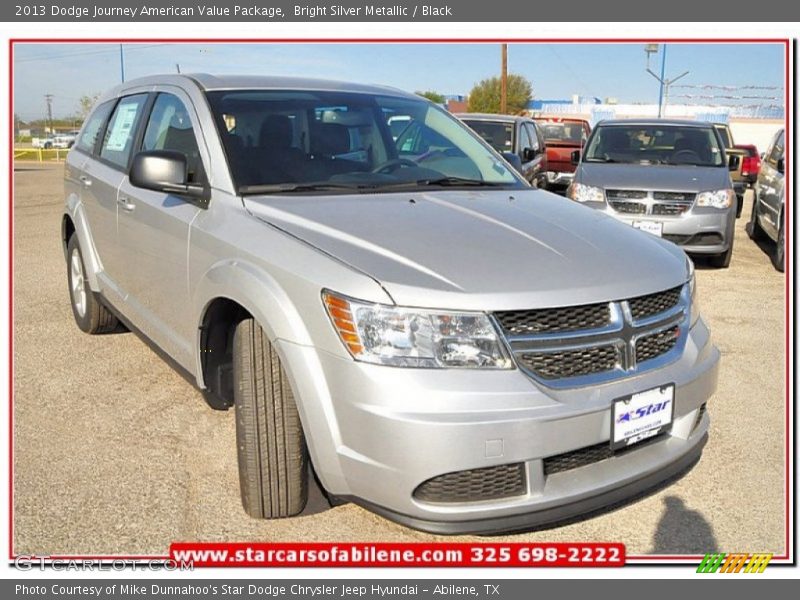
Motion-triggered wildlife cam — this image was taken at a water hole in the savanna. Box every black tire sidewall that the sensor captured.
[66,236,94,333]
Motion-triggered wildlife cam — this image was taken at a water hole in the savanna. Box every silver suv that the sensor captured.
[63,75,719,534]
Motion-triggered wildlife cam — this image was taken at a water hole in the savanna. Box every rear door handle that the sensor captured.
[118,196,135,212]
[79,175,92,187]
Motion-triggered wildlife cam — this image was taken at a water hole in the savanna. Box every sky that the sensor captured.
[12,42,785,121]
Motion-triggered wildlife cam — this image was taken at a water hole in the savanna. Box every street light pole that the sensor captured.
[656,44,667,114]
[119,44,125,83]
[645,44,689,118]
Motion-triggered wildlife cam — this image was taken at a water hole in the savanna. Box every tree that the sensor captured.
[77,93,101,120]
[415,90,446,104]
[467,74,533,114]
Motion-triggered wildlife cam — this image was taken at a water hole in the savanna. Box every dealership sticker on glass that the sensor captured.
[611,384,674,451]
[632,220,663,237]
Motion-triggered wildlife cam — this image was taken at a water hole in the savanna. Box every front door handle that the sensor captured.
[79,175,92,187]
[118,196,135,212]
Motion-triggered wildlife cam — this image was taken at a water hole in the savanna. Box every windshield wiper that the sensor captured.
[417,176,508,187]
[373,176,509,190]
[238,182,372,195]
[584,157,618,163]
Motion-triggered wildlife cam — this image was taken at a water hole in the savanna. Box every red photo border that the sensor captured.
[7,36,793,567]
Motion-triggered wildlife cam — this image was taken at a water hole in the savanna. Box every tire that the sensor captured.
[233,318,308,518]
[772,216,785,273]
[66,235,119,334]
[747,194,767,241]
[735,194,744,218]
[709,239,733,269]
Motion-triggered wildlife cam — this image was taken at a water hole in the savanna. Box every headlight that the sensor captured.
[322,291,513,369]
[696,189,734,209]
[567,182,605,203]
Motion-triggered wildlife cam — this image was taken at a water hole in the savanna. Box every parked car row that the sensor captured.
[457,113,783,272]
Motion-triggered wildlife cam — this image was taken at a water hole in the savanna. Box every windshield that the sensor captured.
[206,90,523,194]
[584,124,725,167]
[538,121,586,144]
[460,119,514,153]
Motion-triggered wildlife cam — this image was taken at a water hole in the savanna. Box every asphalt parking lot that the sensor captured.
[12,162,786,557]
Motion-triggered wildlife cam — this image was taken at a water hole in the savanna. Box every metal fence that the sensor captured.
[13,148,68,162]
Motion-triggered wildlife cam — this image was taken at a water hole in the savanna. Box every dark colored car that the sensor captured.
[457,113,548,187]
[747,128,785,272]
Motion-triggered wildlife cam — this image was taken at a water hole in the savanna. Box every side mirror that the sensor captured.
[777,157,784,174]
[130,150,207,201]
[501,151,524,175]
[728,154,741,171]
[571,149,581,165]
[522,147,537,162]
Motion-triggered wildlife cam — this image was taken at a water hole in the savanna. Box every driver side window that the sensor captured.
[141,93,205,184]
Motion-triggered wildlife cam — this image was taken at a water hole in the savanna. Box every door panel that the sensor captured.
[115,91,206,368]
[89,93,150,298]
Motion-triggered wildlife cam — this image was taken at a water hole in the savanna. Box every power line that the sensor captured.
[15,44,168,64]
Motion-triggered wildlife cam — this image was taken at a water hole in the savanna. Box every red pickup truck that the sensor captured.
[534,117,591,191]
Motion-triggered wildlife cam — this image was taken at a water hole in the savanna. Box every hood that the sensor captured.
[576,162,731,192]
[244,190,689,311]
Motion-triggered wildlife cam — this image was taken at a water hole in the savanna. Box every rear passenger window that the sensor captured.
[99,94,148,169]
[76,100,114,154]
[142,93,205,183]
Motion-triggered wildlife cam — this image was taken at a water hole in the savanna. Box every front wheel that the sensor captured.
[233,319,308,519]
[709,241,733,269]
[747,194,767,241]
[66,235,119,334]
[772,218,785,273]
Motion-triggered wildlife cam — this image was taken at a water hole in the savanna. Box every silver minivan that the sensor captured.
[63,75,719,534]
[568,119,739,268]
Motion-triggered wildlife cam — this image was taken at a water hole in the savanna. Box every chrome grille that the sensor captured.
[499,284,689,387]
[636,326,680,363]
[495,303,610,335]
[413,463,526,504]
[607,189,647,215]
[518,345,618,380]
[607,190,696,216]
[629,286,682,320]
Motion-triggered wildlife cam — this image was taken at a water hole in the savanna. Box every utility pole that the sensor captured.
[645,43,689,118]
[119,44,125,83]
[500,43,508,114]
[44,94,54,134]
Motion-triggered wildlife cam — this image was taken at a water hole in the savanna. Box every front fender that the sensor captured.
[64,197,102,292]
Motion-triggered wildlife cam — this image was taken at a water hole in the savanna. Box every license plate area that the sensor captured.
[632,220,663,237]
[611,384,674,451]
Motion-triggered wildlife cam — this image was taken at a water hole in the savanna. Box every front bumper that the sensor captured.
[546,170,575,188]
[583,201,735,255]
[276,317,719,534]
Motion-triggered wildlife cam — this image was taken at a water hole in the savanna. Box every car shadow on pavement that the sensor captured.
[650,496,719,554]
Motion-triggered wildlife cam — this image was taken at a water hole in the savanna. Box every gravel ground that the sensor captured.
[12,163,787,557]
